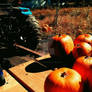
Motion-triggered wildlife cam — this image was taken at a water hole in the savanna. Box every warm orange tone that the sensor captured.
[59,34,74,55]
[48,34,74,58]
[72,42,92,59]
[42,24,52,32]
[73,56,92,92]
[74,34,92,46]
[44,67,83,92]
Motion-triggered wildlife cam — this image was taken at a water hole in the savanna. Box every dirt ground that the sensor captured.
[33,7,92,36]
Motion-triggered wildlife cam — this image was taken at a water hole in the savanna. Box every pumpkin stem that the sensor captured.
[90,64,92,69]
[58,34,61,37]
[76,43,80,47]
[85,56,89,59]
[61,72,67,78]
[83,79,90,92]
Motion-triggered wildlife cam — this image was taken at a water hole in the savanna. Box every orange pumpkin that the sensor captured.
[73,56,92,92]
[72,42,92,59]
[74,34,92,46]
[44,67,83,92]
[59,34,74,55]
[48,34,74,59]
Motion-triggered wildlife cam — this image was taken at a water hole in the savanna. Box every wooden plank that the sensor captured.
[0,70,27,92]
[14,43,44,57]
[35,54,50,61]
[9,55,52,92]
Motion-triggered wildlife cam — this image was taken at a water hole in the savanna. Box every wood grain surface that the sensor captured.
[9,54,52,92]
[0,70,27,92]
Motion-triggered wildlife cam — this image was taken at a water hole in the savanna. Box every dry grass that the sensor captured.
[32,7,92,40]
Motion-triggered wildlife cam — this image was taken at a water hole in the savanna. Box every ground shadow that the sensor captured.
[0,48,34,58]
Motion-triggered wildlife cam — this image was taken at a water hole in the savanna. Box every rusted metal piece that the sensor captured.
[14,43,44,57]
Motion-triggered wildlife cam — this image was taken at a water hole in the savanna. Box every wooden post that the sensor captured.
[53,0,60,26]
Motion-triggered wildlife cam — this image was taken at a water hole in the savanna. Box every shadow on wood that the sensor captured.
[25,57,67,73]
[25,52,75,73]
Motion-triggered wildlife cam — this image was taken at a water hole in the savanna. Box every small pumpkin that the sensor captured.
[74,34,92,46]
[48,34,74,59]
[73,56,92,92]
[72,42,92,59]
[44,67,83,92]
[42,24,52,32]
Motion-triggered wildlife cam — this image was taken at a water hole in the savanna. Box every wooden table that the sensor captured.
[8,54,52,92]
[0,70,27,92]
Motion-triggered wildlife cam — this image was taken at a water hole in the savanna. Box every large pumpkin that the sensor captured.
[74,34,92,46]
[44,67,83,92]
[73,56,92,91]
[72,42,92,59]
[48,34,74,59]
